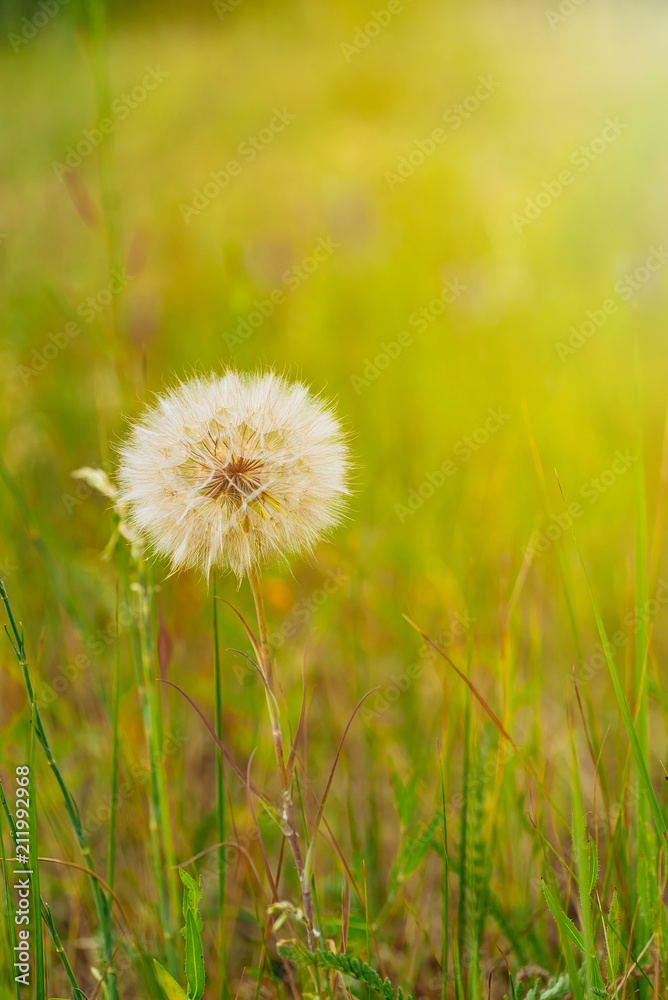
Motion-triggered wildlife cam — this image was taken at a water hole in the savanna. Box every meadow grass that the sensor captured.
[1,1,668,997]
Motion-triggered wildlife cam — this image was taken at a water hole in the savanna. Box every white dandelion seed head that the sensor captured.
[117,370,350,580]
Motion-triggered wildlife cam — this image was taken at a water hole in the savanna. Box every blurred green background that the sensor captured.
[2,0,668,996]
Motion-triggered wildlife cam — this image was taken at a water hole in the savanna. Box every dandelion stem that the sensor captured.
[246,567,315,949]
[213,574,230,1000]
[248,565,274,692]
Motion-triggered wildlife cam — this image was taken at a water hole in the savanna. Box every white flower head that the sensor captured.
[117,370,350,580]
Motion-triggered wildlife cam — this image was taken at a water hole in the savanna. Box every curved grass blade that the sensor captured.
[569,535,667,842]
[303,688,378,885]
[403,616,517,751]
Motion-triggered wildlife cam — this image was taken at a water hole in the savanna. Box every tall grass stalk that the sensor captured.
[80,0,123,339]
[135,563,180,974]
[572,539,667,842]
[0,579,118,1000]
[0,807,21,1000]
[107,582,121,892]
[28,670,46,1000]
[0,782,86,1000]
[212,574,230,1000]
[438,745,449,1000]
[633,332,651,954]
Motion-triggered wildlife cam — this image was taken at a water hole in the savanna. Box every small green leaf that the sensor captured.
[587,837,598,896]
[541,879,586,953]
[389,762,417,829]
[275,946,414,1000]
[606,888,621,983]
[179,868,203,938]
[184,906,206,1000]
[153,959,189,1000]
[390,814,439,888]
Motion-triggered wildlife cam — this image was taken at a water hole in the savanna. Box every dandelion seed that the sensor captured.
[117,370,350,579]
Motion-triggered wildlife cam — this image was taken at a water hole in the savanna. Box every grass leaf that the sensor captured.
[153,959,190,1000]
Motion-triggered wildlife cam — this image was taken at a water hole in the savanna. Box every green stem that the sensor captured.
[107,581,121,891]
[136,568,179,975]
[0,774,85,999]
[213,574,230,1000]
[0,579,118,1000]
[247,567,315,948]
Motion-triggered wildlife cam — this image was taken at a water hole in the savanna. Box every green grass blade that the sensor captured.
[438,746,449,1000]
[212,574,230,1000]
[540,880,585,1000]
[0,804,21,1000]
[569,729,603,993]
[107,582,121,892]
[29,679,45,1000]
[454,640,473,1000]
[632,334,652,953]
[0,579,117,999]
[0,782,85,1000]
[572,540,667,841]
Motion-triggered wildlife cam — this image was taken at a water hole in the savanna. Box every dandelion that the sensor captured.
[117,370,350,581]
[117,369,350,952]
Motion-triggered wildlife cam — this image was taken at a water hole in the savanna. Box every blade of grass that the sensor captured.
[0,782,86,1000]
[29,661,46,1000]
[134,564,179,974]
[120,555,176,974]
[569,722,604,994]
[438,743,449,1000]
[148,564,181,955]
[455,644,472,1000]
[0,579,117,1000]
[0,793,21,1000]
[403,616,517,751]
[567,526,667,842]
[213,573,230,1000]
[632,331,652,949]
[107,579,121,892]
[522,402,611,810]
[363,861,371,1000]
[303,688,378,885]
